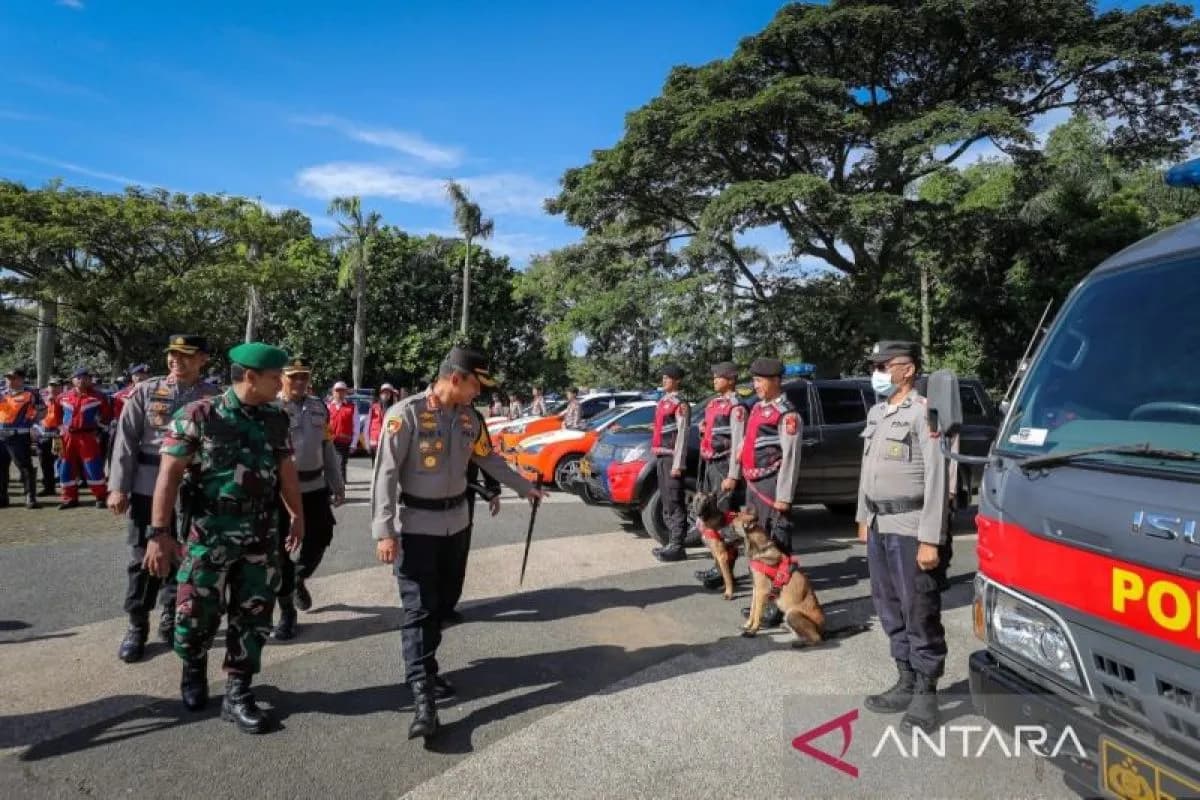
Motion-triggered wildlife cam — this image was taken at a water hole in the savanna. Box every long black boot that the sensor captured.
[864,660,916,714]
[741,600,784,627]
[407,679,440,739]
[180,657,209,711]
[270,596,297,641]
[221,673,270,733]
[118,615,149,663]
[900,673,940,732]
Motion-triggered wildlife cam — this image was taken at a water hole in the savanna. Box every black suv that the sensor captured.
[573,376,999,545]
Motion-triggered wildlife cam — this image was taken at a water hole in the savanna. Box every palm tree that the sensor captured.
[445,181,494,338]
[328,195,382,390]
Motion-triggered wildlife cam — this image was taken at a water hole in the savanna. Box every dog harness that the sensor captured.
[750,555,802,594]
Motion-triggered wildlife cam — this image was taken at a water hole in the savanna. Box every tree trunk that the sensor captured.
[244,285,259,343]
[919,261,931,361]
[35,297,57,386]
[460,238,471,338]
[352,246,367,390]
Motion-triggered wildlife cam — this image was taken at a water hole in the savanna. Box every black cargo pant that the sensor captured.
[866,523,952,679]
[396,529,467,684]
[746,471,793,553]
[333,441,350,482]
[0,433,37,504]
[275,488,336,597]
[124,493,178,620]
[37,436,56,494]
[655,455,687,546]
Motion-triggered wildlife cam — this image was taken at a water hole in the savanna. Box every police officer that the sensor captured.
[108,335,217,662]
[270,357,345,641]
[649,364,690,562]
[856,341,950,733]
[147,341,303,734]
[371,345,545,740]
[0,368,43,509]
[444,405,502,627]
[694,362,747,591]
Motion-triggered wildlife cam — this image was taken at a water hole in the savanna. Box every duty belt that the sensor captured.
[298,468,323,482]
[866,497,923,515]
[137,452,162,466]
[401,492,466,511]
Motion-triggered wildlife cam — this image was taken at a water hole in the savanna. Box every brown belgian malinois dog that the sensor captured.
[691,490,738,600]
[731,507,825,645]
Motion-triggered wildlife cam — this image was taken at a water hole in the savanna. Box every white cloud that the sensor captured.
[57,0,84,8]
[295,162,554,216]
[292,114,462,167]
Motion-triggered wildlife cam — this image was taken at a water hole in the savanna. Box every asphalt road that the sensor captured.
[0,461,1087,799]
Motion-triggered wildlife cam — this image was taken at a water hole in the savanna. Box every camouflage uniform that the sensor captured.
[161,387,291,675]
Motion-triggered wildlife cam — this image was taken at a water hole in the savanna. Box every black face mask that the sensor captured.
[380,394,395,409]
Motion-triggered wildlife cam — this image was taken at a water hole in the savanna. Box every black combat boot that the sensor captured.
[221,674,270,734]
[158,604,175,645]
[695,565,722,589]
[117,616,149,663]
[270,596,297,641]
[864,660,917,714]
[22,472,40,509]
[900,673,940,732]
[741,601,784,627]
[432,674,456,700]
[294,579,312,612]
[652,538,687,562]
[180,657,208,711]
[407,680,440,739]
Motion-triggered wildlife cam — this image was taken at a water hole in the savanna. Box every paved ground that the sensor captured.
[0,461,1088,799]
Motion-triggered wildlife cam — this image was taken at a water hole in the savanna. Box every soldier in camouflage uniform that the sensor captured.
[108,335,216,663]
[270,356,345,641]
[145,342,304,734]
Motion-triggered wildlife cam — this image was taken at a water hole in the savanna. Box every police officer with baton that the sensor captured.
[371,345,545,740]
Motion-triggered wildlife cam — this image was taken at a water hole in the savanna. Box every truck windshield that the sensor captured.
[998,253,1200,475]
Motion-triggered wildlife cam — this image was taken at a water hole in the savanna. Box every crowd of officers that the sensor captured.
[2,335,952,740]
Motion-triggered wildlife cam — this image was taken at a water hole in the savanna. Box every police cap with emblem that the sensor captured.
[165,335,209,355]
[128,363,150,375]
[228,342,289,371]
[869,340,921,365]
[660,363,685,380]
[443,345,496,387]
[282,357,312,376]
[749,357,784,378]
[710,361,738,380]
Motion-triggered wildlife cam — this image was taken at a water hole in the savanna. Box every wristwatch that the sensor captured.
[148,526,172,540]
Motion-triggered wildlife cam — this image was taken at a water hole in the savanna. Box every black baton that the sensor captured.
[518,477,542,586]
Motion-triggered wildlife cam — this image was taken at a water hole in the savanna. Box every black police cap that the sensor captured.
[4,367,26,379]
[660,363,685,380]
[869,340,921,364]
[749,357,784,378]
[165,334,209,355]
[710,361,738,380]
[443,345,496,387]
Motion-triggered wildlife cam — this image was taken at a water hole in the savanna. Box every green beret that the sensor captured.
[228,342,289,371]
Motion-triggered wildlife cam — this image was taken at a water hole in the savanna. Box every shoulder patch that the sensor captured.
[386,417,402,435]
[785,414,799,436]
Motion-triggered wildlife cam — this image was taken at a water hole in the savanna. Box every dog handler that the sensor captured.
[856,340,951,733]
[371,345,545,740]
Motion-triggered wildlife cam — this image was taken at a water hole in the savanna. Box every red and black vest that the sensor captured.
[701,393,739,460]
[740,397,796,480]
[651,393,684,456]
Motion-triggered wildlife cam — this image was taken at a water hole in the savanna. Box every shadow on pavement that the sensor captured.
[0,621,32,632]
[0,631,78,646]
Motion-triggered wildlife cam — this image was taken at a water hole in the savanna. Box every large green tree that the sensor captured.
[328,195,383,390]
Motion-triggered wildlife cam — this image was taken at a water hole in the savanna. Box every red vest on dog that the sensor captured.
[750,555,802,593]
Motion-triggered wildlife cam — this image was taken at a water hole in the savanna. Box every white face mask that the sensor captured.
[871,370,897,397]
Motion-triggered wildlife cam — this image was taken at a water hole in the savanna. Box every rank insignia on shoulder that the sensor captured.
[155,386,171,397]
[386,418,402,435]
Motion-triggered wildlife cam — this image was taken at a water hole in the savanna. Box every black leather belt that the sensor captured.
[137,452,161,466]
[866,497,924,515]
[298,468,323,481]
[401,492,466,511]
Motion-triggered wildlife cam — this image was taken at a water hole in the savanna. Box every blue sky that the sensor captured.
[0,0,1187,267]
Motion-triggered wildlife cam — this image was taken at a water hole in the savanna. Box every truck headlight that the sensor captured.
[987,586,1082,688]
[522,443,543,455]
[620,443,649,463]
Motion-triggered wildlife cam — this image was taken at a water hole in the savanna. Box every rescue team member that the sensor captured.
[0,367,43,509]
[730,357,802,627]
[108,335,216,663]
[326,380,355,481]
[695,362,747,590]
[856,341,950,734]
[367,383,398,455]
[147,342,304,734]
[650,364,690,563]
[371,345,545,740]
[36,378,64,497]
[111,363,150,424]
[58,367,112,509]
[270,358,345,641]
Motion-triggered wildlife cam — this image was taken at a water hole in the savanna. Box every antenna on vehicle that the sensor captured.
[1000,299,1054,413]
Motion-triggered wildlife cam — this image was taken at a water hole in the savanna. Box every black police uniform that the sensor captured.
[650,364,690,562]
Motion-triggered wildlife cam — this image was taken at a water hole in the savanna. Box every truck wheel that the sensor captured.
[641,487,701,547]
[824,503,857,516]
[553,454,583,492]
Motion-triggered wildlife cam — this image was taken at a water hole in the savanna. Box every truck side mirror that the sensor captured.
[926,369,990,466]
